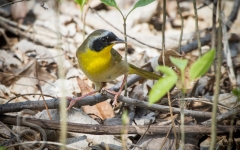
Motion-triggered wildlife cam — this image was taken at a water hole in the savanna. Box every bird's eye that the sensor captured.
[101,37,106,42]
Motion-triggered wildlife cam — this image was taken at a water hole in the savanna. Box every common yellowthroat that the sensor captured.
[67,29,160,110]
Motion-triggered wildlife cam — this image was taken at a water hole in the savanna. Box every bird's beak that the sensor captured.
[110,38,126,44]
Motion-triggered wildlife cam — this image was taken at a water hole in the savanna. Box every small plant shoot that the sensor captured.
[75,0,89,39]
[190,49,216,80]
[232,87,240,102]
[149,66,178,105]
[122,110,129,125]
[170,57,188,72]
[74,0,87,10]
[101,0,155,18]
[170,56,188,93]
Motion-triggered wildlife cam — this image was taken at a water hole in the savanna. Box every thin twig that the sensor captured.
[221,13,237,88]
[82,0,92,39]
[0,89,214,118]
[210,1,222,149]
[53,0,67,148]
[0,74,140,113]
[173,97,231,110]
[104,92,213,118]
[0,17,59,47]
[6,93,55,104]
[0,16,59,39]
[36,84,52,120]
[211,0,217,50]
[133,120,153,150]
[201,107,240,126]
[212,0,217,73]
[167,92,178,147]
[193,0,202,57]
[89,7,162,51]
[176,0,184,52]
[163,1,178,147]
[162,0,166,66]
[159,124,173,150]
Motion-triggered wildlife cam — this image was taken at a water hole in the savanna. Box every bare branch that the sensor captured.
[1,115,239,135]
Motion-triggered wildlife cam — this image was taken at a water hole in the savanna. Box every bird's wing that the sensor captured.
[110,48,160,80]
[111,48,123,63]
[128,63,161,80]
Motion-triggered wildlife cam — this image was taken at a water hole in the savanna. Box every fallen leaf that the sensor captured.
[76,77,115,119]
[0,84,10,102]
[157,50,196,92]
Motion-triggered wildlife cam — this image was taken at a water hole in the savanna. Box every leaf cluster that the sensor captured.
[101,0,155,18]
[149,49,216,104]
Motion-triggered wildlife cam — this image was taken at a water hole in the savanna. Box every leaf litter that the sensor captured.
[0,0,240,149]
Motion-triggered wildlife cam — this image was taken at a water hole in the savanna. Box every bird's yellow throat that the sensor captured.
[77,44,114,75]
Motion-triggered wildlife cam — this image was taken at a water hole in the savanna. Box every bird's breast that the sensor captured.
[77,47,113,81]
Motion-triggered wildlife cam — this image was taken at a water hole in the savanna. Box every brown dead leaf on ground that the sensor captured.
[0,59,56,102]
[0,50,21,72]
[1,59,36,86]
[156,50,196,91]
[0,0,240,149]
[0,84,10,104]
[76,77,115,119]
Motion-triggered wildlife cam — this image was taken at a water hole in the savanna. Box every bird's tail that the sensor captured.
[128,63,160,80]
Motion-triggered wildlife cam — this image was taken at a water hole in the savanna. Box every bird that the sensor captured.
[67,29,160,110]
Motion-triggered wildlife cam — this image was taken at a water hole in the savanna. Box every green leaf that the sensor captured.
[122,110,129,125]
[149,66,178,105]
[232,88,240,99]
[75,0,87,8]
[190,49,216,80]
[133,0,155,10]
[232,88,240,96]
[0,147,7,150]
[100,0,118,8]
[170,56,188,72]
[126,0,155,19]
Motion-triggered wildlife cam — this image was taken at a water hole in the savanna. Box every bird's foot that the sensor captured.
[106,89,121,107]
[57,96,76,111]
[66,97,81,111]
[66,90,98,111]
[67,95,85,111]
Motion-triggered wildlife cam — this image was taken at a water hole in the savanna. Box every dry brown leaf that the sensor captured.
[37,66,56,86]
[1,59,36,86]
[218,93,239,113]
[76,77,115,119]
[12,40,56,65]
[157,50,196,92]
[0,50,21,72]
[0,84,10,101]
[10,60,39,102]
[1,59,56,102]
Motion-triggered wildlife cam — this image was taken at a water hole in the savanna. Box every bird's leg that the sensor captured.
[106,75,128,106]
[67,90,97,111]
